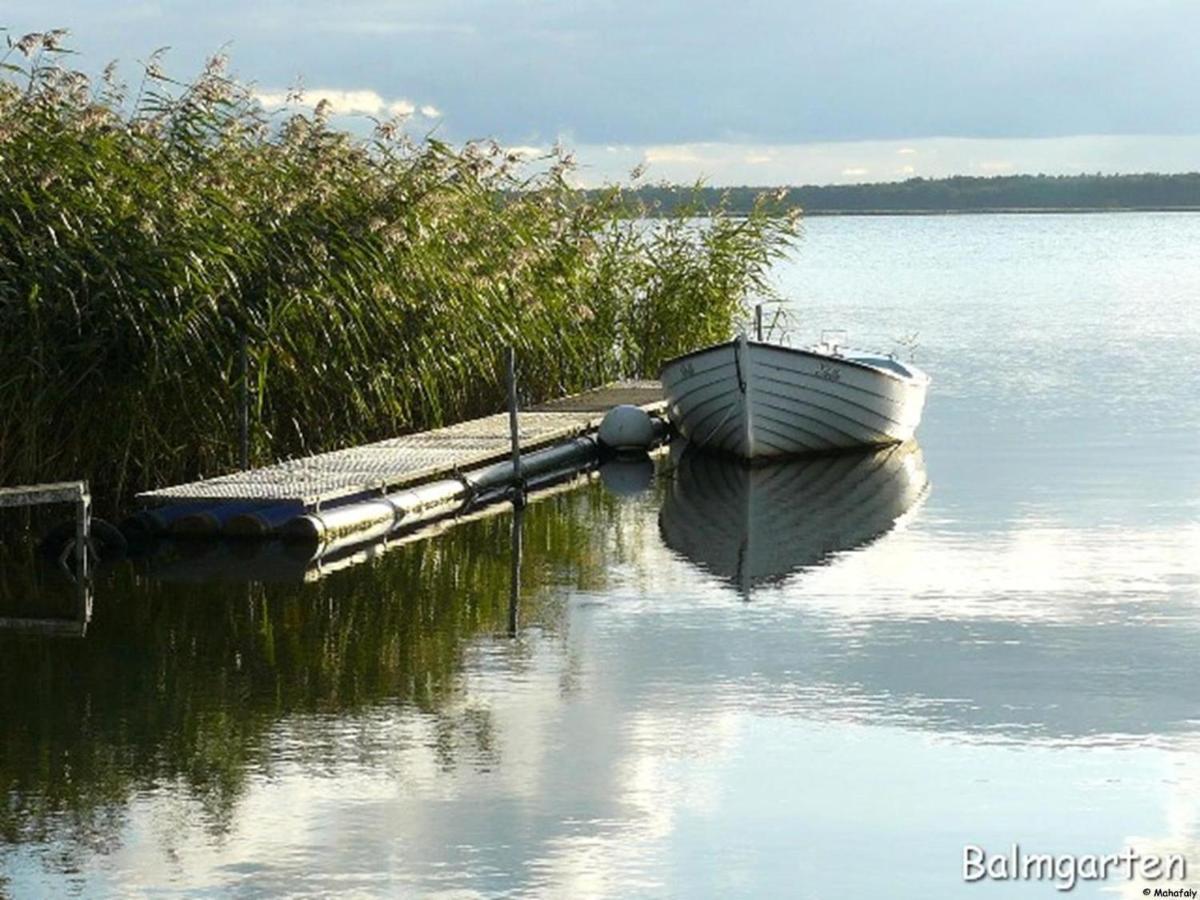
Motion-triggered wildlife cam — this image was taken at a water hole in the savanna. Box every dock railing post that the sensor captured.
[755,303,764,342]
[75,483,90,579]
[506,347,525,507]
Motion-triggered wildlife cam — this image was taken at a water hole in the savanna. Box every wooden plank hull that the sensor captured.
[660,337,929,459]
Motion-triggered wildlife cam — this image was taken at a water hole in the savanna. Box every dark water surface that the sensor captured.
[3,213,1200,898]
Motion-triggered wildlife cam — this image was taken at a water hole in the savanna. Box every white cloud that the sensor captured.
[255,88,423,119]
[419,105,442,118]
[569,135,1200,187]
[643,146,704,164]
[504,145,548,160]
[320,20,476,37]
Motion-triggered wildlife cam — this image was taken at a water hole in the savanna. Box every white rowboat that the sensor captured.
[659,334,930,459]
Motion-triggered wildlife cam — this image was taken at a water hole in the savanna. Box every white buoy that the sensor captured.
[598,405,655,452]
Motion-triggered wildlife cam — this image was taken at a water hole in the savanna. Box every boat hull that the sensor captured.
[660,337,929,458]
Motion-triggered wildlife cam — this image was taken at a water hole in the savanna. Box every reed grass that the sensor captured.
[0,32,799,508]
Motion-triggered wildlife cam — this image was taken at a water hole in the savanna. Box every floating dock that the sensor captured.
[134,381,666,548]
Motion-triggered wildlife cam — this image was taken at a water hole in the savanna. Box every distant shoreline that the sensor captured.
[612,173,1200,218]
[798,206,1200,216]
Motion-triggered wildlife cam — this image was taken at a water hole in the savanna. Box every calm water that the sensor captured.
[3,213,1200,898]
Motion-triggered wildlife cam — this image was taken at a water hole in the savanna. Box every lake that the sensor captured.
[3,212,1199,898]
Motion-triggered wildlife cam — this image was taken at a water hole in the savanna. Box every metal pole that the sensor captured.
[239,330,250,470]
[755,303,764,342]
[75,483,90,577]
[506,346,525,507]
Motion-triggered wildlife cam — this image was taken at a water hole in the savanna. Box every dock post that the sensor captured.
[755,303,764,341]
[506,347,525,507]
[75,484,91,578]
[239,330,250,470]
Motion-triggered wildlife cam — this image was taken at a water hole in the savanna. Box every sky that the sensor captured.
[5,1,1200,185]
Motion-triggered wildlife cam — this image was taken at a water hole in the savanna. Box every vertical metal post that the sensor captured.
[506,347,524,506]
[239,330,250,470]
[755,303,764,342]
[75,483,90,578]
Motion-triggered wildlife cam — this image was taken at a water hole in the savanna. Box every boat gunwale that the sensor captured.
[660,338,929,387]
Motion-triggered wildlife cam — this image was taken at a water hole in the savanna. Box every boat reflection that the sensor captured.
[659,441,929,593]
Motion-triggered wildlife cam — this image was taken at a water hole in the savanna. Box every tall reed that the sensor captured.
[0,32,798,508]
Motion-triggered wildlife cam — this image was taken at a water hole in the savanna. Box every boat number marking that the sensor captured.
[815,363,842,383]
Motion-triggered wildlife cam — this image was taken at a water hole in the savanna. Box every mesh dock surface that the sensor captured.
[138,381,663,507]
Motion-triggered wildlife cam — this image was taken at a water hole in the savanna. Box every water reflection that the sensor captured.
[5,213,1200,897]
[0,498,602,869]
[598,456,656,496]
[658,441,928,594]
[2,452,1200,896]
[0,545,93,638]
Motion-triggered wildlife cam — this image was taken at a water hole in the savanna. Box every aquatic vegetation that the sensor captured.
[0,32,798,507]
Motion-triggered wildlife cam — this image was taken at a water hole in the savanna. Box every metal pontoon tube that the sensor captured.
[464,436,599,493]
[169,502,277,538]
[122,502,217,536]
[280,497,399,547]
[277,435,604,548]
[223,503,309,538]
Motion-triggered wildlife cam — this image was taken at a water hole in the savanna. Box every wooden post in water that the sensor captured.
[239,331,250,471]
[506,346,525,507]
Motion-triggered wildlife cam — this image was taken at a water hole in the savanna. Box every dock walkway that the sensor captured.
[138,381,664,508]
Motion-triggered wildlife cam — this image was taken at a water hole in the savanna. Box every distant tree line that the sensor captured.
[610,173,1200,215]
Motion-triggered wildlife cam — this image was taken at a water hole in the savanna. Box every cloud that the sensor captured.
[897,147,918,155]
[11,1,1200,147]
[320,20,477,37]
[570,135,1200,188]
[503,145,548,160]
[419,105,441,118]
[643,146,704,164]
[255,88,422,119]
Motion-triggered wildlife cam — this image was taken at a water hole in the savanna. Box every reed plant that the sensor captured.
[0,32,798,508]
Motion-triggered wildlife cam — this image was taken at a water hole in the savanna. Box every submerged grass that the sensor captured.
[0,32,798,508]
